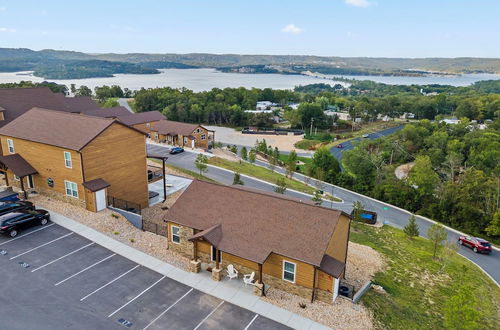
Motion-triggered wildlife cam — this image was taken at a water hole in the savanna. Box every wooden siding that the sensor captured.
[317,270,334,292]
[84,188,97,212]
[222,251,259,271]
[0,136,85,199]
[325,214,350,263]
[132,121,160,135]
[197,240,211,255]
[263,253,315,288]
[81,123,149,208]
[190,126,210,149]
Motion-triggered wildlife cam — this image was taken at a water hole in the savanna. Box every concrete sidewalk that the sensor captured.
[48,210,330,330]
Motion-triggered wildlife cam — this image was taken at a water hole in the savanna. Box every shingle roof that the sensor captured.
[0,108,116,151]
[164,180,347,266]
[84,106,131,118]
[0,154,37,177]
[319,254,345,278]
[151,120,202,136]
[54,94,101,113]
[117,111,165,126]
[83,178,110,192]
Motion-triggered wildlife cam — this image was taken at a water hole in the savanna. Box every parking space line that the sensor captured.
[31,242,95,272]
[244,314,259,330]
[55,254,116,286]
[0,223,55,246]
[108,275,167,318]
[193,301,224,330]
[142,288,194,330]
[80,264,140,301]
[9,232,74,260]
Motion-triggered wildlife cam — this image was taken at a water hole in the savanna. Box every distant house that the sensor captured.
[256,101,277,110]
[150,120,213,149]
[324,110,351,121]
[400,112,415,119]
[84,106,131,118]
[163,180,351,303]
[117,111,166,134]
[440,118,460,125]
[0,108,149,211]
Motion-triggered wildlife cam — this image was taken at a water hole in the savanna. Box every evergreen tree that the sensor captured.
[274,177,287,194]
[240,146,248,161]
[233,172,244,185]
[403,215,420,238]
[311,190,323,206]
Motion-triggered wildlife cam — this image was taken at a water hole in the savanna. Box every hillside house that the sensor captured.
[117,111,165,135]
[163,180,351,303]
[150,120,213,149]
[0,108,149,212]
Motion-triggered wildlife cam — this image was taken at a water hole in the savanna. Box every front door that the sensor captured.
[95,189,107,212]
[191,139,195,149]
[27,175,34,189]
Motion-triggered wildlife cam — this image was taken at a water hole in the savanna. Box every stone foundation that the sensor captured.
[262,274,313,300]
[253,282,264,296]
[167,223,194,258]
[34,187,86,209]
[212,267,222,281]
[189,260,201,273]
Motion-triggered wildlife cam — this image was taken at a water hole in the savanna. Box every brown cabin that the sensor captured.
[163,180,351,304]
[150,120,213,149]
[117,111,166,135]
[0,108,149,212]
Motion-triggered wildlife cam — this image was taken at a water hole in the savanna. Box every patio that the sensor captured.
[148,174,192,206]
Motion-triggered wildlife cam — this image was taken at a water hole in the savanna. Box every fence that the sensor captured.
[107,196,142,215]
[142,219,168,237]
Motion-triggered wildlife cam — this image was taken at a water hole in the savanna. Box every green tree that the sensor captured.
[311,190,323,206]
[249,150,256,164]
[286,150,298,178]
[409,155,440,197]
[403,215,420,238]
[427,224,447,259]
[75,85,92,97]
[240,146,248,161]
[352,201,364,223]
[194,154,208,175]
[233,172,244,185]
[310,147,340,183]
[486,210,500,237]
[274,177,287,194]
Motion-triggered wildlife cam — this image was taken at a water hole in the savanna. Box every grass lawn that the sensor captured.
[208,157,340,201]
[278,154,312,173]
[350,224,500,329]
[150,159,218,183]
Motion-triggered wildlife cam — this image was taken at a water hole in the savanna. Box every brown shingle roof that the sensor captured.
[0,154,37,177]
[319,254,345,278]
[84,106,131,118]
[151,120,201,136]
[164,180,347,266]
[83,178,110,192]
[54,94,101,113]
[0,108,116,151]
[117,111,165,126]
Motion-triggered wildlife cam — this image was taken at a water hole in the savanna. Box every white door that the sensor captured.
[95,189,107,211]
[191,139,195,149]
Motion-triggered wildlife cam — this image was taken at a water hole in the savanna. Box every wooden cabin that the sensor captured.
[150,120,213,149]
[117,111,165,135]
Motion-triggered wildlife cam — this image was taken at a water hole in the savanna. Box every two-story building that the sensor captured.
[0,108,149,212]
[163,180,351,303]
[150,120,213,149]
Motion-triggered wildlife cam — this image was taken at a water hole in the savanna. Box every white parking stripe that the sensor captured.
[108,275,167,318]
[193,301,224,330]
[9,232,74,260]
[80,264,140,301]
[31,242,95,272]
[0,223,55,246]
[55,254,116,286]
[244,314,259,330]
[142,288,194,330]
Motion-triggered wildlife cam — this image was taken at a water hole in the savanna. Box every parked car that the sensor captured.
[0,209,50,238]
[362,134,370,138]
[337,144,343,148]
[0,201,35,216]
[458,236,492,254]
[169,147,184,154]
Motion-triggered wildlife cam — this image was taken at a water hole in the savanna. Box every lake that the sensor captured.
[0,68,498,91]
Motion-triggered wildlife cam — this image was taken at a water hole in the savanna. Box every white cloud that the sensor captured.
[281,24,303,35]
[0,27,16,33]
[344,0,371,8]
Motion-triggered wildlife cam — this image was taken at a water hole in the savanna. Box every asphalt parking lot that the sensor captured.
[0,222,291,330]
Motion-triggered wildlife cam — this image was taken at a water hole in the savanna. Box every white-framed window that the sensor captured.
[146,123,151,127]
[14,174,20,181]
[27,175,34,189]
[183,137,188,145]
[201,134,206,141]
[171,225,181,244]
[64,151,72,168]
[64,180,78,198]
[7,139,14,154]
[211,245,222,262]
[195,128,201,133]
[283,260,296,283]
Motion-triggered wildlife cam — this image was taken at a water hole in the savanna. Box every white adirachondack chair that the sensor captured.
[226,264,238,280]
[243,272,255,286]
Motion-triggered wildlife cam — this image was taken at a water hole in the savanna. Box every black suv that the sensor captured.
[0,201,35,216]
[0,210,50,238]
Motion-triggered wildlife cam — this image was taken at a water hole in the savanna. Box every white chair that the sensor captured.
[226,264,238,280]
[243,272,255,286]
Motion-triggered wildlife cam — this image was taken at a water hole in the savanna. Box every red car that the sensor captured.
[458,236,492,254]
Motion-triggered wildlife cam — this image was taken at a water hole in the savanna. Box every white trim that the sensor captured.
[13,174,20,181]
[64,151,72,168]
[64,180,79,198]
[333,277,340,301]
[171,225,181,244]
[201,134,206,141]
[6,138,14,154]
[210,245,222,263]
[26,175,34,189]
[282,260,296,283]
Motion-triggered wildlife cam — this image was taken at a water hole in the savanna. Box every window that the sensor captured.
[14,175,20,181]
[27,175,34,189]
[64,151,72,168]
[7,139,14,154]
[201,134,206,141]
[211,246,222,262]
[183,137,188,145]
[171,225,180,244]
[283,260,296,283]
[195,128,201,133]
[64,181,78,198]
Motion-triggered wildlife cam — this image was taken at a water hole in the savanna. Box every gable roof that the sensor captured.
[84,106,131,118]
[0,108,118,151]
[117,111,165,126]
[0,154,37,177]
[151,119,203,136]
[54,94,101,113]
[164,180,348,267]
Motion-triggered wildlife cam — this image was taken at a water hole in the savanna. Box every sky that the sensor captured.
[0,0,499,58]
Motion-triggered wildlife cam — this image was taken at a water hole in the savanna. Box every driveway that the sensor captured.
[0,222,291,330]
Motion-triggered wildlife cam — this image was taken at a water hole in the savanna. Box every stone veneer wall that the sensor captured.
[16,185,86,208]
[167,223,194,258]
[262,274,313,300]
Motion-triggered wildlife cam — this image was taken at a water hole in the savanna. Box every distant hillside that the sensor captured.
[0,48,499,79]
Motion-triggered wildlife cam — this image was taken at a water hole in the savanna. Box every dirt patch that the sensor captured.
[141,189,184,225]
[212,148,240,162]
[345,242,386,289]
[395,162,415,180]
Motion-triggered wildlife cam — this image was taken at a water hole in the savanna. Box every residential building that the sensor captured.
[324,110,351,121]
[83,106,131,118]
[0,108,149,211]
[117,111,165,134]
[150,120,213,149]
[163,180,351,304]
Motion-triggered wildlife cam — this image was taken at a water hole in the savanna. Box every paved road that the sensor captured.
[117,98,134,113]
[148,143,500,285]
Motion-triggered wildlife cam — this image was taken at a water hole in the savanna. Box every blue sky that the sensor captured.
[0,0,499,57]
